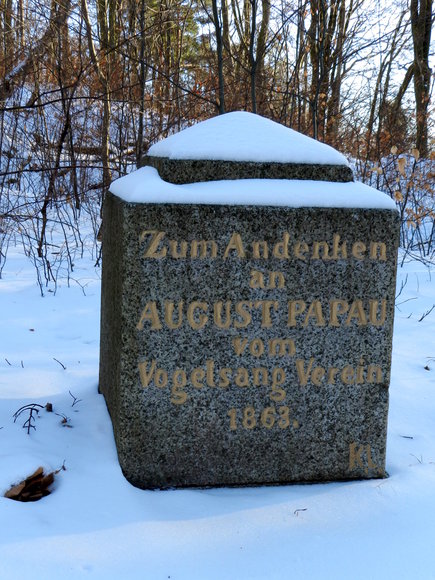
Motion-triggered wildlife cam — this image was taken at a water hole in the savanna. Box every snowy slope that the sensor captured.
[0,240,434,579]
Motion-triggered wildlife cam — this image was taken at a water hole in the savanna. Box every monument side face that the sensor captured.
[99,193,399,489]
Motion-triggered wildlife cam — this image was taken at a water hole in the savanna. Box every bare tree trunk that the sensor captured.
[211,0,226,113]
[255,0,270,113]
[82,0,112,191]
[1,0,71,101]
[137,0,147,164]
[249,0,257,112]
[410,0,432,156]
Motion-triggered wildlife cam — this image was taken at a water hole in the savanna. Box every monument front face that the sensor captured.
[100,193,399,489]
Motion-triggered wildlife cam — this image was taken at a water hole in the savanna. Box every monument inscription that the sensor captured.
[100,192,399,488]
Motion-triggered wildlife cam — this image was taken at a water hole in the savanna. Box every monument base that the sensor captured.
[99,192,398,489]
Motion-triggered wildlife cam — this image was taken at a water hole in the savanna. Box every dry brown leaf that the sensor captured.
[4,481,26,499]
[41,473,55,488]
[411,148,420,161]
[397,157,407,175]
[391,145,398,155]
[26,467,44,481]
[4,466,56,502]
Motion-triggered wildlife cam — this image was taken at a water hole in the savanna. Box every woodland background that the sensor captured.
[0,0,433,290]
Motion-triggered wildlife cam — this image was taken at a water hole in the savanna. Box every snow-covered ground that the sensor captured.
[0,240,434,580]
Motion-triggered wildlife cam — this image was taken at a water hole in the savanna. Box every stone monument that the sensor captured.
[99,112,400,489]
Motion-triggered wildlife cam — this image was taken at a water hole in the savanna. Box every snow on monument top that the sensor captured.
[110,166,397,210]
[147,111,349,166]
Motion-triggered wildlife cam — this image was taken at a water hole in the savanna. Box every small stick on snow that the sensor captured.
[53,357,66,370]
[69,390,82,407]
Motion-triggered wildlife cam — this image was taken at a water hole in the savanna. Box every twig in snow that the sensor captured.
[395,296,417,307]
[53,357,66,370]
[4,358,11,366]
[418,304,435,322]
[69,390,82,407]
[395,274,408,300]
[55,412,72,427]
[13,403,44,434]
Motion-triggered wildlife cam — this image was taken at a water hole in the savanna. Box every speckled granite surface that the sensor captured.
[140,156,354,184]
[99,193,399,489]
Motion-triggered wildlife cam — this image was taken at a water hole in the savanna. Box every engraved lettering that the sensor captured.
[370,241,387,260]
[164,300,183,329]
[138,360,156,387]
[270,368,286,402]
[171,370,187,405]
[327,367,339,384]
[349,443,378,473]
[294,241,308,260]
[232,337,248,356]
[254,300,279,328]
[349,442,365,470]
[295,358,315,387]
[191,368,205,388]
[311,366,325,386]
[155,369,168,388]
[329,299,349,326]
[345,300,367,326]
[190,239,218,259]
[369,300,387,327]
[312,241,330,260]
[223,233,246,258]
[219,368,232,387]
[295,359,383,386]
[252,240,269,259]
[269,271,285,289]
[331,234,348,259]
[356,359,365,383]
[341,365,355,384]
[249,338,264,357]
[206,359,215,387]
[139,231,387,262]
[250,270,285,289]
[140,230,167,258]
[214,301,232,329]
[187,301,208,330]
[235,368,249,387]
[303,300,326,327]
[367,364,383,383]
[168,239,188,259]
[268,338,296,357]
[352,241,366,259]
[234,301,253,328]
[252,367,268,386]
[137,302,162,330]
[272,233,290,258]
[242,406,256,429]
[250,270,264,289]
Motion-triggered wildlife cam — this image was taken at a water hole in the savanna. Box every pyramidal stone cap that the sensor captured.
[141,111,354,184]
